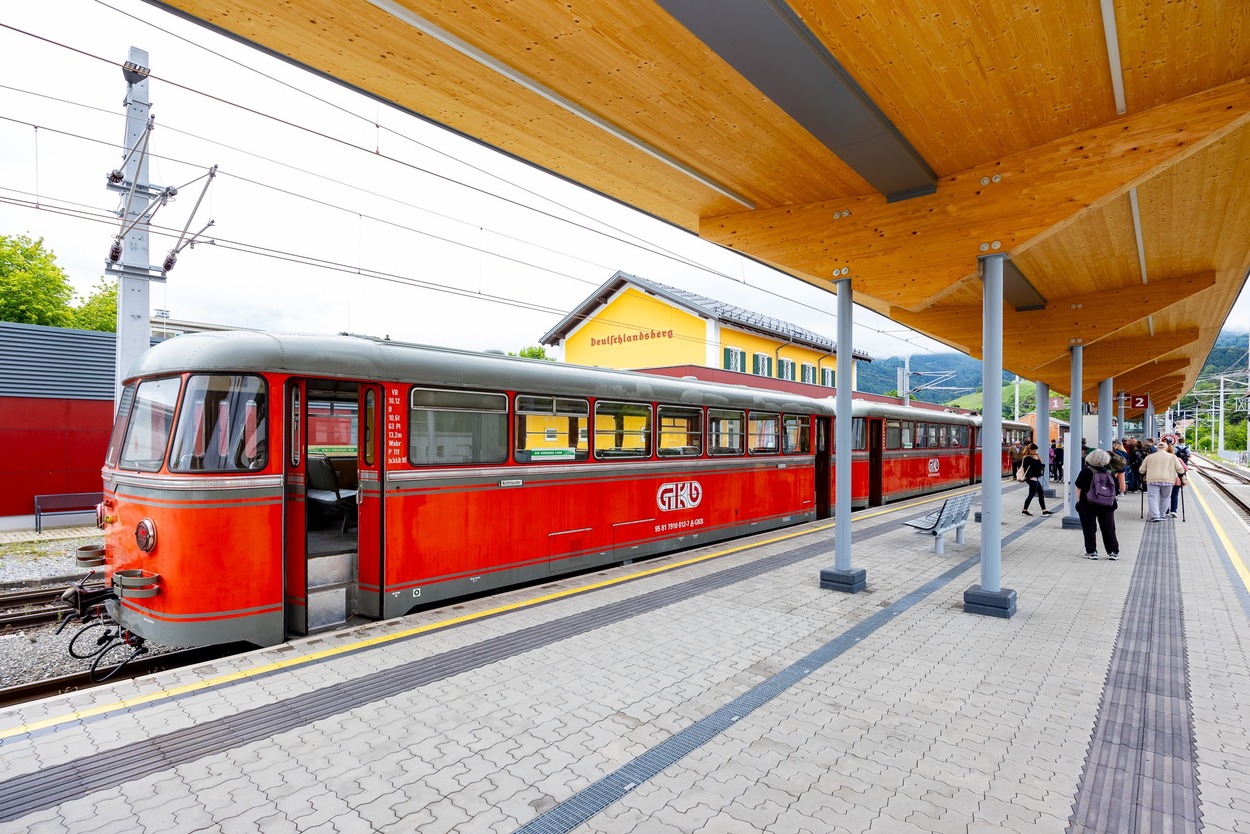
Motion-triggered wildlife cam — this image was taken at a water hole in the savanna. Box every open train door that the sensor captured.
[815,416,832,518]
[867,417,884,506]
[282,379,309,637]
[355,383,386,619]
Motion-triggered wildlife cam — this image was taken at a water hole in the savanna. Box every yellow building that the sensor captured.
[540,271,870,391]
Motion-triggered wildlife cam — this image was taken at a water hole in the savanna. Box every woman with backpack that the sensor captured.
[1020,443,1053,516]
[1075,448,1120,560]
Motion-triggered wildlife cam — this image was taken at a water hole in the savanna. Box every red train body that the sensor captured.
[93,333,1028,648]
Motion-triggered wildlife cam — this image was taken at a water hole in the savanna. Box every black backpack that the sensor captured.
[1087,470,1117,507]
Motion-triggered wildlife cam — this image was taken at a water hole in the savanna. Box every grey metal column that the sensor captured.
[964,254,1015,618]
[1062,346,1084,530]
[1037,381,1054,497]
[112,47,153,408]
[819,279,865,593]
[1098,378,1113,450]
[1147,397,1155,439]
[1118,390,1126,441]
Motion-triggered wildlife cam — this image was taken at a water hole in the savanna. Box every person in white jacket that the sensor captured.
[1138,442,1187,522]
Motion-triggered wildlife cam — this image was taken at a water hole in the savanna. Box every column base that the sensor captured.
[819,566,866,593]
[1043,487,1057,498]
[1061,515,1082,529]
[963,585,1017,618]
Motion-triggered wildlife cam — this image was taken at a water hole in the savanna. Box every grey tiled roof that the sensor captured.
[540,270,873,360]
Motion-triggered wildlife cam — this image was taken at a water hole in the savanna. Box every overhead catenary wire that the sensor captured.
[0,16,943,353]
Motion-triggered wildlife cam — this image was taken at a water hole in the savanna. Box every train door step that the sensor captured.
[307,551,357,630]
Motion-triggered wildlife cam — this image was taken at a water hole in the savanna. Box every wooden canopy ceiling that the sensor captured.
[148,0,1250,408]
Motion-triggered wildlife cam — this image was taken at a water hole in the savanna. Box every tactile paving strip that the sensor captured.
[0,512,925,824]
[1067,520,1201,833]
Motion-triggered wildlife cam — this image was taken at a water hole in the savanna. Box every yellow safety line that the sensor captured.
[1188,478,1250,592]
[2,486,979,740]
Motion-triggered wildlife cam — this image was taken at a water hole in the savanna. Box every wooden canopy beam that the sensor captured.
[1082,361,1190,401]
[701,79,1250,311]
[888,275,1211,362]
[1029,332,1198,387]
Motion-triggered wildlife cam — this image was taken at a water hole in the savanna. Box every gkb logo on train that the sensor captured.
[657,480,703,512]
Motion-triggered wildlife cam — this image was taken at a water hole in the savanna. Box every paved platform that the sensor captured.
[1,478,1248,834]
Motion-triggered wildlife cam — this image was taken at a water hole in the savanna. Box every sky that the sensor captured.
[3,0,1249,370]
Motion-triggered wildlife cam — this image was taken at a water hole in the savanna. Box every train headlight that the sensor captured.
[135,518,157,552]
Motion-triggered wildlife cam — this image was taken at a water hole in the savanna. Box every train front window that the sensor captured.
[594,401,652,459]
[409,388,507,465]
[105,384,137,467]
[515,395,589,463]
[116,376,181,472]
[169,375,269,472]
[658,406,702,457]
[708,409,744,456]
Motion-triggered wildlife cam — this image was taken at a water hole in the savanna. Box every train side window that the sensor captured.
[915,422,929,449]
[901,421,914,449]
[116,377,181,472]
[409,388,507,465]
[515,395,589,463]
[169,375,269,472]
[852,417,867,451]
[594,401,652,460]
[658,406,702,457]
[936,424,949,448]
[783,415,810,454]
[709,409,744,456]
[748,413,780,455]
[885,419,902,450]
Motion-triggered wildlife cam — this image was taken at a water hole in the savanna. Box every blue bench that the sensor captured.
[902,492,976,555]
[34,492,102,534]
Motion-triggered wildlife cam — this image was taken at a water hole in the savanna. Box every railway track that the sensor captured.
[0,644,246,709]
[0,585,102,629]
[1190,456,1250,518]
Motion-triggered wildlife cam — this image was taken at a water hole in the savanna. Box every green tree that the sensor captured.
[0,234,73,326]
[71,278,118,332]
[510,345,553,360]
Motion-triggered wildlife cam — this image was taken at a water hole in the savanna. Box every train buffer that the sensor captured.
[902,492,975,555]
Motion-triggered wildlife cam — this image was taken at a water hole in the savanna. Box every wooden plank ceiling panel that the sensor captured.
[790,0,1117,174]
[148,0,1250,410]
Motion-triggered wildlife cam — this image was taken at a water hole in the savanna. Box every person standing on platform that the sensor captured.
[1054,439,1065,482]
[1168,440,1190,517]
[1020,443,1053,516]
[1049,441,1058,481]
[1010,441,1025,478]
[1075,448,1121,560]
[1139,441,1186,522]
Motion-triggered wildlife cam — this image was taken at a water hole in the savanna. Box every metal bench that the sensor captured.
[33,492,103,534]
[902,492,976,555]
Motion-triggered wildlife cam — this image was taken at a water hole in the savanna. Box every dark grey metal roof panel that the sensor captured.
[130,331,828,414]
[654,0,937,201]
[0,321,115,400]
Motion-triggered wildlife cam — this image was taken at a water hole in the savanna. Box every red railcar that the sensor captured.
[87,333,1027,651]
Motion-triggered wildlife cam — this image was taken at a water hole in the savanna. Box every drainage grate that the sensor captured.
[1067,520,1201,833]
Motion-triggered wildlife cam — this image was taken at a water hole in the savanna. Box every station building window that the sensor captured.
[409,388,507,465]
[800,363,816,384]
[752,353,773,377]
[722,347,746,373]
[821,368,835,387]
[777,359,796,381]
